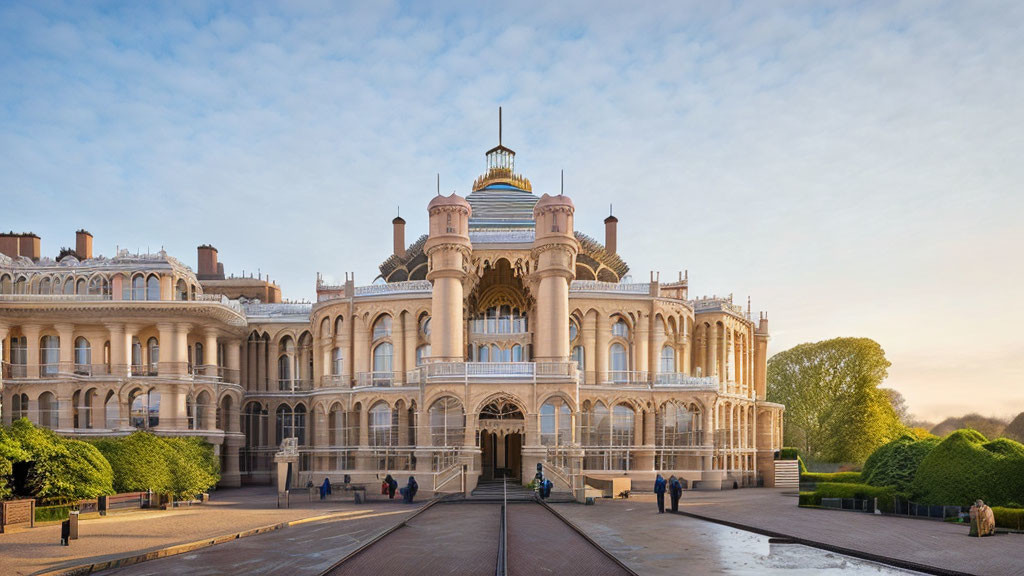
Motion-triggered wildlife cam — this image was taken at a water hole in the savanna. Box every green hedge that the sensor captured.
[992,507,1024,531]
[35,504,72,523]
[779,447,800,460]
[801,471,862,484]
[92,432,220,499]
[5,419,113,504]
[861,433,940,493]
[910,430,1024,507]
[803,482,900,513]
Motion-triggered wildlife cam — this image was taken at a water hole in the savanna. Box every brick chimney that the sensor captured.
[18,233,40,261]
[76,229,93,260]
[0,232,20,258]
[197,245,222,280]
[393,216,406,257]
[604,213,618,254]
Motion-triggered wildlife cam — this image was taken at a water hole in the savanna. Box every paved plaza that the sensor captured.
[3,487,1024,576]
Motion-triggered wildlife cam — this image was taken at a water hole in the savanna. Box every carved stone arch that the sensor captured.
[319,317,331,338]
[472,391,528,417]
[423,388,465,411]
[537,391,577,412]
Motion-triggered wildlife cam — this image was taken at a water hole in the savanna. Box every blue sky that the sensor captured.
[2,1,1023,421]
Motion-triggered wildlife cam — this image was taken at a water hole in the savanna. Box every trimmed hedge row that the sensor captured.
[91,432,220,499]
[801,482,900,513]
[992,507,1024,531]
[801,471,862,484]
[861,433,940,493]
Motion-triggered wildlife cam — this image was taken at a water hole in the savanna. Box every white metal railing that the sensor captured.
[353,281,432,297]
[691,297,749,318]
[354,371,396,388]
[469,317,529,335]
[0,294,112,301]
[653,373,719,389]
[416,361,579,384]
[569,281,650,294]
[545,448,579,499]
[320,374,351,388]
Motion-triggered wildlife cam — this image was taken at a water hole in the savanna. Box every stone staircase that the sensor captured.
[470,480,574,502]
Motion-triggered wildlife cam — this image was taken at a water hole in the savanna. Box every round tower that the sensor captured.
[531,193,578,361]
[424,193,472,362]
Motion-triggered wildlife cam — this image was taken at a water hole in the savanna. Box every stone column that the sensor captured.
[398,405,409,446]
[595,314,609,384]
[353,316,369,377]
[256,338,267,392]
[425,194,472,363]
[582,313,596,384]
[531,194,576,362]
[22,324,40,379]
[267,340,280,390]
[203,332,219,376]
[55,323,74,373]
[225,339,241,384]
[394,312,406,384]
[404,313,418,375]
[635,313,649,378]
[106,324,126,375]
[707,322,718,383]
[220,439,242,487]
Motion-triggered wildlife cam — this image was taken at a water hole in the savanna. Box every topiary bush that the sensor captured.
[992,507,1024,531]
[910,429,1024,507]
[163,436,220,498]
[861,433,941,493]
[92,432,174,495]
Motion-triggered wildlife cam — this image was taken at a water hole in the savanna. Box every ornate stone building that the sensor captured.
[0,134,784,496]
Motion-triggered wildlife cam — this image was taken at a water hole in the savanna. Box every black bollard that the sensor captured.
[60,519,71,546]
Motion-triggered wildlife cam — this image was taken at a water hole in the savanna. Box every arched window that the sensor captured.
[368,402,396,447]
[74,337,91,374]
[429,397,464,446]
[132,275,145,300]
[275,403,307,446]
[511,344,522,362]
[131,337,142,370]
[75,278,86,295]
[572,346,584,370]
[612,319,629,339]
[175,279,188,300]
[40,335,59,376]
[147,337,159,374]
[0,274,11,294]
[609,342,628,382]
[12,393,29,420]
[130,388,160,428]
[416,344,430,366]
[569,321,578,342]
[478,345,489,363]
[420,316,431,339]
[38,391,58,428]
[38,277,51,294]
[611,404,635,446]
[14,276,28,294]
[63,277,74,294]
[541,399,573,446]
[657,402,698,447]
[332,347,343,375]
[277,354,292,389]
[660,346,675,373]
[373,342,393,373]
[146,275,160,300]
[372,315,392,340]
[88,276,108,296]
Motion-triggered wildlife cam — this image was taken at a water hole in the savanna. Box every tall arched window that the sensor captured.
[275,404,307,446]
[175,279,188,300]
[277,337,295,390]
[429,397,464,447]
[612,319,629,339]
[0,274,11,294]
[130,388,160,429]
[611,404,635,446]
[62,277,74,294]
[660,346,675,373]
[147,337,159,374]
[373,342,393,373]
[511,344,522,362]
[40,335,59,376]
[368,402,396,446]
[38,277,51,294]
[75,278,86,294]
[74,337,91,374]
[372,315,392,340]
[657,402,697,447]
[416,345,430,366]
[132,275,145,300]
[572,346,584,370]
[540,399,573,446]
[478,346,489,362]
[609,342,627,382]
[38,391,58,428]
[146,275,161,300]
[332,347,344,375]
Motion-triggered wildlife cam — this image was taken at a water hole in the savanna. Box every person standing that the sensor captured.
[320,477,332,501]
[669,475,682,512]
[654,474,667,513]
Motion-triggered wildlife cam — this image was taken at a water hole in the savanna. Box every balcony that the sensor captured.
[320,374,351,388]
[580,371,719,390]
[274,378,314,392]
[1,362,239,384]
[417,361,578,384]
[468,317,529,336]
[354,372,398,388]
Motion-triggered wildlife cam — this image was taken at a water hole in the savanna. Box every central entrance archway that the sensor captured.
[478,397,526,481]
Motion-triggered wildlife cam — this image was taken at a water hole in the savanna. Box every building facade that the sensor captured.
[0,137,783,495]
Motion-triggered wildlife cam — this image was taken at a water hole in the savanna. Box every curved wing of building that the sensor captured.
[1,133,784,495]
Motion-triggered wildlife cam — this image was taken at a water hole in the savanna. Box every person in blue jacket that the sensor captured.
[401,476,419,503]
[654,474,667,513]
[319,477,332,501]
[669,475,683,512]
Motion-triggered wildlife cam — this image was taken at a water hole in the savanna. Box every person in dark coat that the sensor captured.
[654,474,667,513]
[669,475,682,512]
[385,474,398,499]
[319,477,332,501]
[401,476,419,503]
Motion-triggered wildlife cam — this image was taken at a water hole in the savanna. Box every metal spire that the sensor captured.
[499,106,502,146]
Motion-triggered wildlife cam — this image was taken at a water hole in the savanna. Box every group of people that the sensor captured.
[653,474,684,513]
[317,475,418,503]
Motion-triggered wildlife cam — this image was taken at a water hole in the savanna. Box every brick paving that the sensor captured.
[328,502,500,576]
[0,487,415,576]
[506,502,630,576]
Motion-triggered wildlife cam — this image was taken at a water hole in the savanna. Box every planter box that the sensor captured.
[1,499,36,533]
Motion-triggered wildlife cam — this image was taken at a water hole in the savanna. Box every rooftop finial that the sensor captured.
[560,169,564,196]
[397,205,400,217]
[609,203,613,217]
[437,173,440,196]
[499,106,502,146]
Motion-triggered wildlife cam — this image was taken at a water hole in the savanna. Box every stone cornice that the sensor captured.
[0,300,248,330]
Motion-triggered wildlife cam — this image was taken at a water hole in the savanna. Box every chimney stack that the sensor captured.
[76,229,93,260]
[0,232,20,258]
[18,233,40,261]
[393,215,406,257]
[604,209,618,254]
[197,245,222,280]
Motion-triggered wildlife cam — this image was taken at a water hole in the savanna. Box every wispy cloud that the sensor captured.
[2,1,1023,420]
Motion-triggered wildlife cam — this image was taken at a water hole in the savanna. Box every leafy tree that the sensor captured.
[163,436,220,498]
[767,337,904,463]
[92,432,174,495]
[1001,412,1024,443]
[930,414,1007,439]
[6,419,113,504]
[0,426,29,500]
[880,388,911,425]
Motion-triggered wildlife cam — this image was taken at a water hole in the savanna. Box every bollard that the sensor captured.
[60,519,70,546]
[68,510,80,540]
